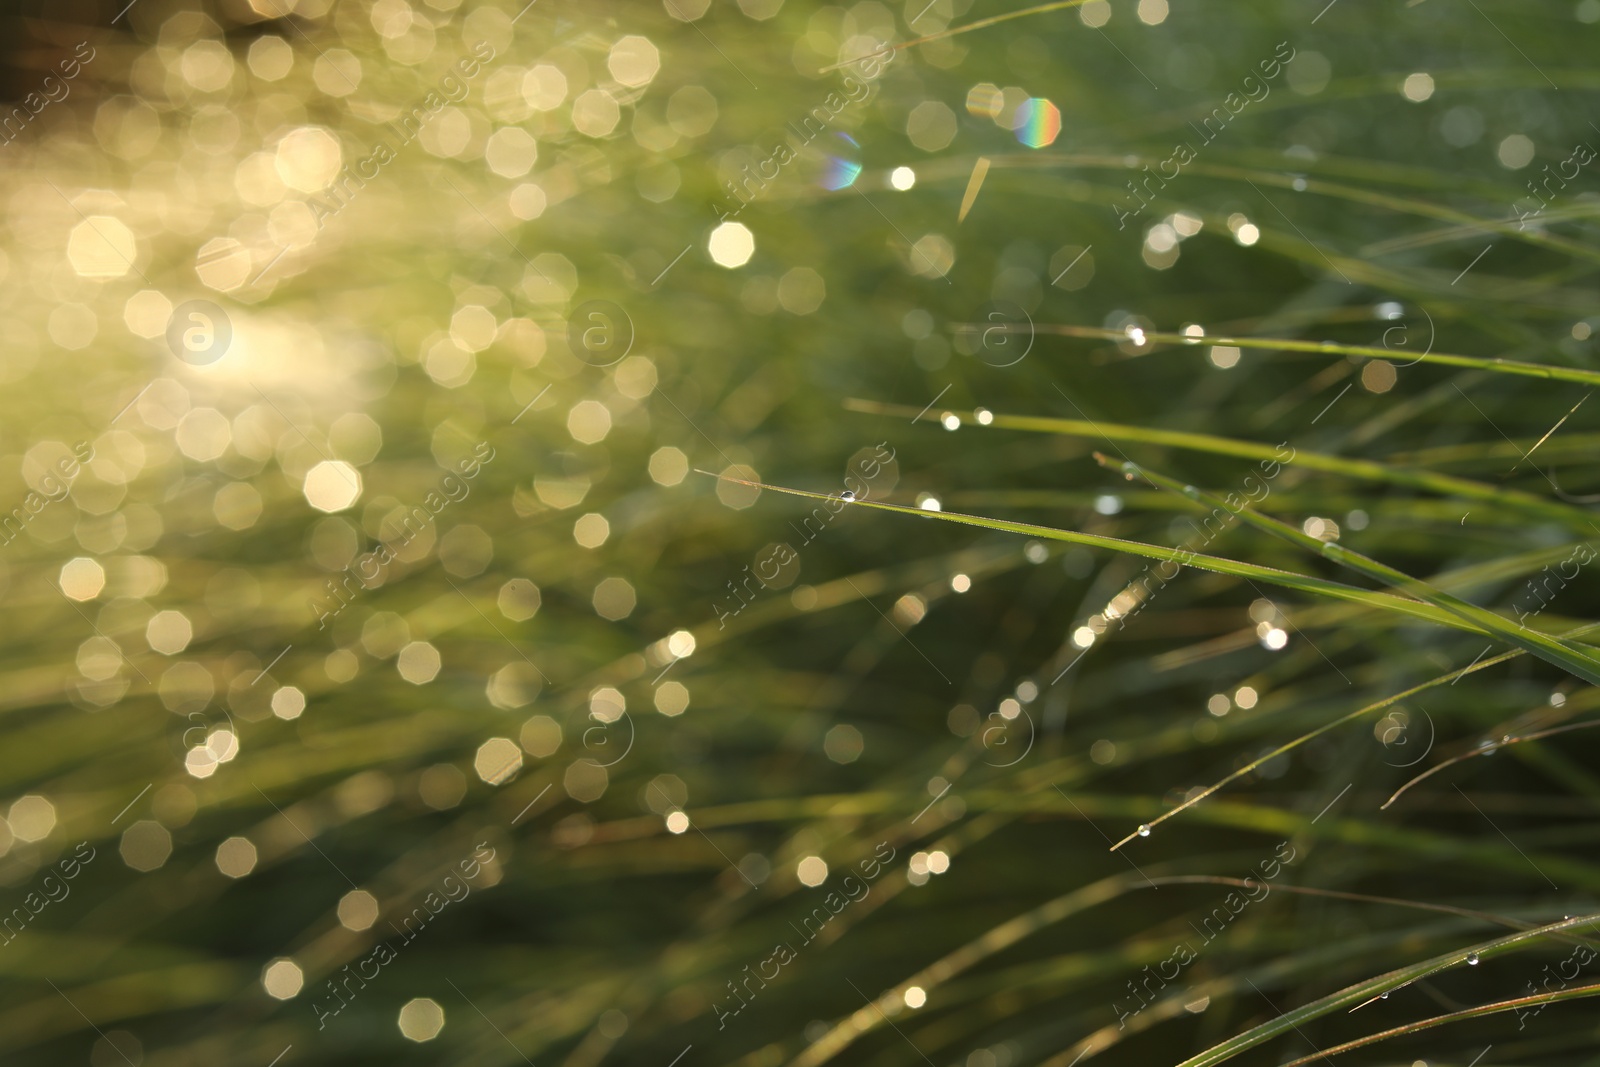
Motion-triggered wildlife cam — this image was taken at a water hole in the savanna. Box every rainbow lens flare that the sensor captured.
[820,132,863,190]
[1013,97,1061,149]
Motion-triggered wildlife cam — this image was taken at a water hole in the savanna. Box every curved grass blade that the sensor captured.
[1102,453,1600,687]
[713,470,1600,853]
[1170,914,1600,1067]
[1275,980,1600,1067]
[819,1,1091,72]
[704,473,1491,636]
[843,400,1596,531]
[1016,323,1600,388]
[1143,877,1540,933]
[1106,650,1518,849]
[1383,718,1600,809]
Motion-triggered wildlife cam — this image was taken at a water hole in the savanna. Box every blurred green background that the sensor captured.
[2,0,1600,1064]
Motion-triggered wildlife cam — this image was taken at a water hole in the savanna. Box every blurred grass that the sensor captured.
[1,1,1599,1066]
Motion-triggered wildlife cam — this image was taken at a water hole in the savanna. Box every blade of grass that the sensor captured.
[818,1,1092,72]
[1099,453,1600,686]
[703,473,1492,637]
[1170,914,1600,1067]
[1383,718,1600,809]
[1001,324,1600,388]
[1275,980,1600,1067]
[843,400,1597,531]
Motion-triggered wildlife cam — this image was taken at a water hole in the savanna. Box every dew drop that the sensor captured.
[841,491,856,503]
[1466,952,1480,965]
[1182,485,1201,499]
[941,412,960,431]
[1137,824,1151,837]
[1380,992,1389,999]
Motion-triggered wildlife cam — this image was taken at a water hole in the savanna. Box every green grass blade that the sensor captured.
[843,400,1596,531]
[715,474,1492,636]
[1170,914,1600,1067]
[1102,453,1600,687]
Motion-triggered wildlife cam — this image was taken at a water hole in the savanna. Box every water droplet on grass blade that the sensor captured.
[1467,952,1480,965]
[1137,824,1151,837]
[841,491,856,502]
